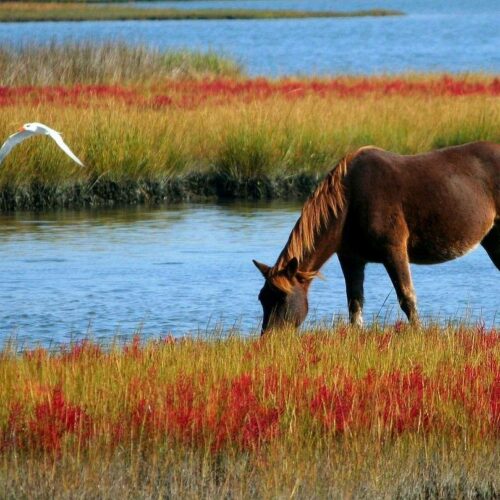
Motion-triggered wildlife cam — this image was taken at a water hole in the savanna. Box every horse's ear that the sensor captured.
[285,257,299,279]
[253,260,271,278]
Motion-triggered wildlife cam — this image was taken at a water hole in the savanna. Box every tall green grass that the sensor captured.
[1,94,498,183]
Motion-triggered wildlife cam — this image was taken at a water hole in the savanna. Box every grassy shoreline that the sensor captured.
[0,45,498,211]
[0,4,403,22]
[1,325,498,497]
[1,77,499,210]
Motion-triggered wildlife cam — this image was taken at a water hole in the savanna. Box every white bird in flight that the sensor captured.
[0,122,84,167]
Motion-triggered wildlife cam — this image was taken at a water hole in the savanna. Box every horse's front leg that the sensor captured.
[339,254,366,327]
[382,245,419,324]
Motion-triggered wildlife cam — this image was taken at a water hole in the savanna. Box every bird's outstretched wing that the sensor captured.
[0,129,37,165]
[0,123,84,167]
[46,129,84,167]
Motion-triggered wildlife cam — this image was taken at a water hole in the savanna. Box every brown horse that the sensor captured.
[254,141,499,333]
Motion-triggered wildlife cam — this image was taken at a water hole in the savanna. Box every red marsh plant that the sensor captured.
[0,77,498,184]
[0,325,498,457]
[1,75,500,109]
[1,386,93,454]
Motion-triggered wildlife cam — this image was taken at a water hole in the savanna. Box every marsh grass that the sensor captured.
[1,92,498,182]
[0,324,498,498]
[0,60,499,208]
[1,443,498,498]
[0,43,243,86]
[0,3,403,22]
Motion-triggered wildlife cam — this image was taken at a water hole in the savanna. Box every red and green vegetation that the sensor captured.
[0,3,403,22]
[0,324,498,496]
[0,44,499,208]
[1,74,498,183]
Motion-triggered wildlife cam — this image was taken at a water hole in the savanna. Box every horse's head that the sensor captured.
[253,257,313,335]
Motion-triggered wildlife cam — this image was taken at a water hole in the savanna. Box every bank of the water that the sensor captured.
[0,173,320,211]
[0,4,403,22]
[2,76,498,210]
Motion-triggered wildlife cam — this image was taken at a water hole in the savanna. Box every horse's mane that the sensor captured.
[269,146,378,292]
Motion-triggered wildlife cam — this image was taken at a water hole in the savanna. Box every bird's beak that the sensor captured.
[18,126,26,132]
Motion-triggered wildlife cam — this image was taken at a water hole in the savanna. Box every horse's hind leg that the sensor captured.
[383,245,419,324]
[481,223,500,270]
[339,254,366,327]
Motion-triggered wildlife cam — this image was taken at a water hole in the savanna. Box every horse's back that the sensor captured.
[348,142,499,213]
[466,141,500,213]
[344,142,500,263]
[353,140,498,176]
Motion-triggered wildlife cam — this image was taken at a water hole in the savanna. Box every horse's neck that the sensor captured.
[275,209,345,273]
[299,218,344,272]
[274,154,352,275]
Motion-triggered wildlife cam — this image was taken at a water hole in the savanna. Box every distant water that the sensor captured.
[0,203,497,346]
[0,0,498,75]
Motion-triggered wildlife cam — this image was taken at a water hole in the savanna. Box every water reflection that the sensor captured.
[0,202,497,346]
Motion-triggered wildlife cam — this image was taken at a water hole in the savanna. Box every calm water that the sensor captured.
[0,203,497,346]
[0,0,498,75]
[0,1,498,344]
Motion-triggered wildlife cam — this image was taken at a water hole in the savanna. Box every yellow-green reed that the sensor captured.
[0,93,498,188]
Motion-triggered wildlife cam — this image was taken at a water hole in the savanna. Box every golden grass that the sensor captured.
[0,91,498,187]
[0,63,498,208]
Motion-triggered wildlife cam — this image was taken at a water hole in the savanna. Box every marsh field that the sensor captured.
[0,326,499,498]
[1,44,499,207]
[0,0,499,497]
